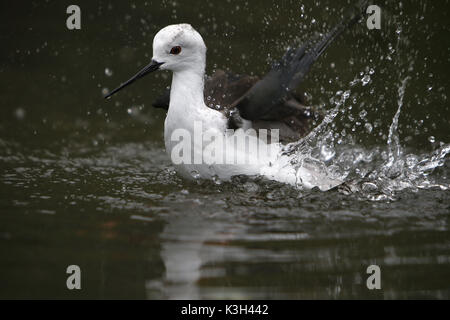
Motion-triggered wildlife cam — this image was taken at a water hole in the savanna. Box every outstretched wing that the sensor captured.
[232,0,368,121]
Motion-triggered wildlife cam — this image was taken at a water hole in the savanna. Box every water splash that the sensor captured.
[280,69,449,199]
[385,76,410,174]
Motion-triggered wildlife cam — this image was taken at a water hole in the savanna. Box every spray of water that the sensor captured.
[281,66,449,199]
[262,16,447,199]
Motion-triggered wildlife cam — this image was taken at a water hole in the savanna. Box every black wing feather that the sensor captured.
[233,0,368,120]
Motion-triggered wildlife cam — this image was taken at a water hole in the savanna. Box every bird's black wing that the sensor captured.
[231,0,368,121]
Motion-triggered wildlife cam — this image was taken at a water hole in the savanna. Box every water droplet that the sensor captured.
[14,108,26,120]
[190,170,201,180]
[362,182,378,193]
[105,68,113,77]
[212,175,222,185]
[362,75,371,86]
[320,145,336,161]
[342,90,351,99]
[359,110,368,119]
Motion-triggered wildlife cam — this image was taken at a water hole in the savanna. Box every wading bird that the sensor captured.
[105,2,367,190]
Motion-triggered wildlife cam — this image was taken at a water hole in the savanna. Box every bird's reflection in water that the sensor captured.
[146,201,235,300]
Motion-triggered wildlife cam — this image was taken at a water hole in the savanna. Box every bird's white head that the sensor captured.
[152,24,206,73]
[104,24,206,99]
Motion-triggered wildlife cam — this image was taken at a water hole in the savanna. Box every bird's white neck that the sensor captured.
[164,66,227,161]
[170,67,206,115]
[165,65,226,134]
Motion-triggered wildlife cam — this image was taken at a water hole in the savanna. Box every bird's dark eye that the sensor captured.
[170,46,182,55]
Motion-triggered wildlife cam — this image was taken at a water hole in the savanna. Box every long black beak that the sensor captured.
[104,60,164,99]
